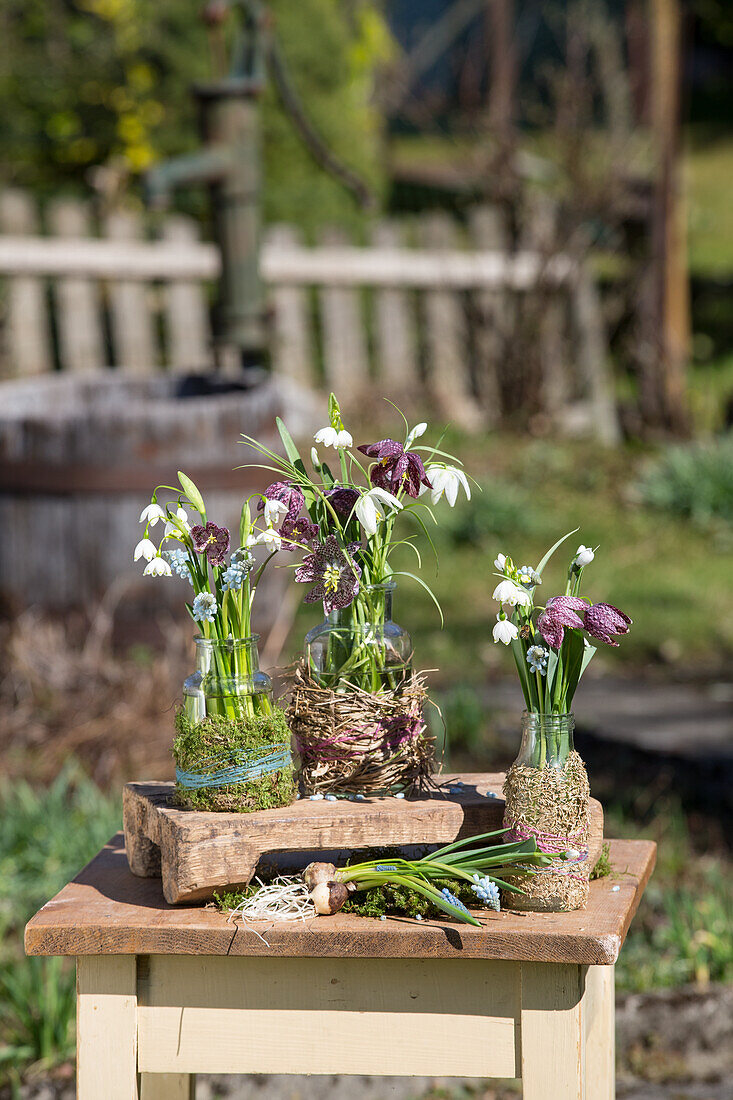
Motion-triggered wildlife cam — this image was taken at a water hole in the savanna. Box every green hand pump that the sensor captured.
[146,0,373,373]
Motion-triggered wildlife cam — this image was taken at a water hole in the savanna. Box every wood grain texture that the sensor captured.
[137,956,519,1077]
[76,956,138,1100]
[520,962,584,1099]
[122,772,604,905]
[25,834,654,964]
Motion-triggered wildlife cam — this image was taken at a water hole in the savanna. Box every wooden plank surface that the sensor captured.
[122,772,604,905]
[0,190,53,377]
[48,198,105,373]
[25,835,655,964]
[106,209,157,372]
[137,955,519,1077]
[162,216,211,371]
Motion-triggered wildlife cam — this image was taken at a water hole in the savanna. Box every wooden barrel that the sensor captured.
[0,372,319,620]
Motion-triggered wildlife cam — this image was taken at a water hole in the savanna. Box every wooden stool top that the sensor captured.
[25,833,655,965]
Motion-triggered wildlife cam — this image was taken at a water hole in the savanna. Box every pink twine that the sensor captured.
[296,716,423,764]
[506,820,589,880]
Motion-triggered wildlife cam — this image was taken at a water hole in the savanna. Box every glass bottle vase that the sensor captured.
[304,581,413,693]
[502,711,591,912]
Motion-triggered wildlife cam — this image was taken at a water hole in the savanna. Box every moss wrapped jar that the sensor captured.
[173,635,296,812]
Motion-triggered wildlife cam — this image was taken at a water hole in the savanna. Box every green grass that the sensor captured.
[0,766,120,1085]
[291,434,733,683]
[686,136,733,277]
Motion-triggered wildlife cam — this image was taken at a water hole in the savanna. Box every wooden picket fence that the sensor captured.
[0,188,619,441]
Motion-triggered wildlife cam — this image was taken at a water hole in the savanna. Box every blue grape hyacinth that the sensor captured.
[440,887,471,916]
[471,874,501,911]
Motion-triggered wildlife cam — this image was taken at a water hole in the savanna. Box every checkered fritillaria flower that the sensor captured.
[537,595,587,649]
[190,522,230,567]
[583,602,632,647]
[357,438,432,499]
[294,534,361,613]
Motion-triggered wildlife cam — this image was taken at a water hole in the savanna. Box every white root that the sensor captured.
[226,876,316,923]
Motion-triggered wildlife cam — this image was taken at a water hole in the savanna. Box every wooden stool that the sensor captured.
[25,833,655,1100]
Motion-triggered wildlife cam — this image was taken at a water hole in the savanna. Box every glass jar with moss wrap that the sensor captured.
[174,636,296,812]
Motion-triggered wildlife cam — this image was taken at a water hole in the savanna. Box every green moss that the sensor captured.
[172,708,296,813]
[591,842,612,880]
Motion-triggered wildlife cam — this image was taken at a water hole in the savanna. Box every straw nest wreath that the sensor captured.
[286,661,436,796]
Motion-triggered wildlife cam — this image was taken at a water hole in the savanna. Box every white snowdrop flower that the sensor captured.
[164,506,190,538]
[493,614,519,645]
[574,545,595,567]
[249,527,283,552]
[311,446,321,469]
[354,487,403,537]
[494,553,507,572]
[492,579,531,607]
[133,538,157,563]
[314,426,353,450]
[263,498,288,526]
[139,502,166,526]
[425,464,471,507]
[405,422,428,448]
[143,556,172,577]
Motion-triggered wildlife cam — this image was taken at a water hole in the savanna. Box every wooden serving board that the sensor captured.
[123,773,604,905]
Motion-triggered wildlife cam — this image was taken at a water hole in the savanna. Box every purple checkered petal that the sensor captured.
[584,602,632,647]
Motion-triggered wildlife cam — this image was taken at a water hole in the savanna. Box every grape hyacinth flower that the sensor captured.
[584,602,632,647]
[358,438,432,499]
[192,592,217,622]
[221,549,254,591]
[492,612,519,645]
[294,534,361,613]
[191,522,230,567]
[164,548,193,584]
[537,595,587,649]
[517,564,541,587]
[471,875,501,911]
[526,644,550,674]
[440,888,471,916]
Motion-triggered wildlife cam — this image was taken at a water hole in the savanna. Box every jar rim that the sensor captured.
[193,634,260,648]
[365,580,397,591]
[522,709,575,725]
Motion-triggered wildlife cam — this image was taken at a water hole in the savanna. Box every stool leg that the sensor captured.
[77,956,138,1100]
[520,962,585,1100]
[583,966,615,1100]
[140,1073,195,1099]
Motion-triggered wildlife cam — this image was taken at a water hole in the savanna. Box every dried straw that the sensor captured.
[502,750,591,912]
[286,661,436,795]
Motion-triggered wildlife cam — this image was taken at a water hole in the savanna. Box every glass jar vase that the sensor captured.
[182,635,273,724]
[175,635,295,813]
[304,581,413,692]
[502,711,591,912]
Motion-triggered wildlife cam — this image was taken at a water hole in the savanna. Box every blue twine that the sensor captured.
[176,745,292,790]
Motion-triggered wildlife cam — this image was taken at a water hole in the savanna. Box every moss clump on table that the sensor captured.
[172,708,296,813]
